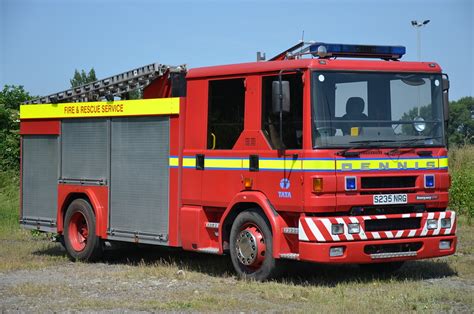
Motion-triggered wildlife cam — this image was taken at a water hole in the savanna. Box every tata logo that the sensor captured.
[340,161,437,171]
[280,178,290,189]
[278,178,292,198]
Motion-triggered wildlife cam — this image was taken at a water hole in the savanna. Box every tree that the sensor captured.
[447,97,474,146]
[0,85,32,110]
[70,68,98,88]
[0,85,32,170]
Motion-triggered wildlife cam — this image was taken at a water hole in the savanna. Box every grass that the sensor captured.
[449,145,474,220]
[0,170,20,237]
[0,146,473,311]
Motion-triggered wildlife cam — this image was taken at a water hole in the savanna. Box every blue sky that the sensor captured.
[1,0,472,100]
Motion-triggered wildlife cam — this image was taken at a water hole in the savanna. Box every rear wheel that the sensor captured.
[63,199,102,261]
[229,209,278,281]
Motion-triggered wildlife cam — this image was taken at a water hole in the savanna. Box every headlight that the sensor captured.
[427,219,438,230]
[348,223,360,234]
[440,218,451,229]
[331,224,344,235]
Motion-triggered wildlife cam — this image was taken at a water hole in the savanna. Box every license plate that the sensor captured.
[373,194,407,205]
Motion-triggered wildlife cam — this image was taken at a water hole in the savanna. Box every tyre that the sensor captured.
[359,261,404,274]
[229,209,279,281]
[63,199,102,261]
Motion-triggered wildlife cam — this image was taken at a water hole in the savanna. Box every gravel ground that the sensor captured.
[0,237,473,312]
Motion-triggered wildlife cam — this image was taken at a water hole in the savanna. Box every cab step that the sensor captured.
[197,247,220,254]
[280,253,300,260]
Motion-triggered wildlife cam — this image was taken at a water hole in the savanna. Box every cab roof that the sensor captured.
[187,59,442,80]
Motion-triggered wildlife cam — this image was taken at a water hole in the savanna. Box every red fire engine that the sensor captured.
[19,42,456,280]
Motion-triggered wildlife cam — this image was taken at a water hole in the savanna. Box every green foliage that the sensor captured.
[127,89,143,100]
[449,145,474,221]
[0,85,31,171]
[0,85,32,110]
[447,97,474,146]
[70,68,98,88]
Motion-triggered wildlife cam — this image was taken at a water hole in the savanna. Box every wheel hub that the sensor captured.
[236,230,258,265]
[69,212,89,252]
[235,224,266,268]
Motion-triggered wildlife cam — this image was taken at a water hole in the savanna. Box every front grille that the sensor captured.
[364,242,422,255]
[361,176,416,189]
[365,218,421,231]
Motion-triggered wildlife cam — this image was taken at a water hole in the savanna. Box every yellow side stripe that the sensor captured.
[20,98,180,119]
[171,156,447,171]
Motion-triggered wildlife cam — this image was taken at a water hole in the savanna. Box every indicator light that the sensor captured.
[312,178,323,193]
[424,175,435,188]
[345,176,357,191]
[243,177,253,189]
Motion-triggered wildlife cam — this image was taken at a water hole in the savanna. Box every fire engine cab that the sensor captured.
[19,42,456,280]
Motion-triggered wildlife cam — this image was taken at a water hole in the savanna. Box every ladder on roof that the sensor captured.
[25,62,186,104]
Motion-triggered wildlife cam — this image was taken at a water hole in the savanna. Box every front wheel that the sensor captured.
[229,209,279,281]
[63,199,102,261]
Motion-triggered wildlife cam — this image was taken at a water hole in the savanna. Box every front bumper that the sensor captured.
[296,210,457,263]
[299,235,457,263]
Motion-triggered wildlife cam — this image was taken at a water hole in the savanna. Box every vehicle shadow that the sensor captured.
[34,241,457,286]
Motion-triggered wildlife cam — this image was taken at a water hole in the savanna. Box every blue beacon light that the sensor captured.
[309,42,406,60]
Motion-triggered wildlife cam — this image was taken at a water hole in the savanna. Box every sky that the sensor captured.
[0,0,472,100]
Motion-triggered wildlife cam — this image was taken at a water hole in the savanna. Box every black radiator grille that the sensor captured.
[365,218,421,232]
[364,242,423,254]
[361,176,417,189]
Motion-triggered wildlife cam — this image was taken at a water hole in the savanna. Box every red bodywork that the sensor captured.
[20,58,456,265]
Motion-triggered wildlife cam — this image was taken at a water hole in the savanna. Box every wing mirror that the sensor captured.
[442,74,449,122]
[272,81,290,114]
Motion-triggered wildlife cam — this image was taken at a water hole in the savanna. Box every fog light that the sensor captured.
[439,240,451,250]
[348,223,360,234]
[330,246,344,257]
[345,176,357,191]
[427,219,438,230]
[424,174,435,188]
[331,224,344,235]
[440,218,451,229]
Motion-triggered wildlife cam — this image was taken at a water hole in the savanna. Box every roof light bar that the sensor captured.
[309,42,406,60]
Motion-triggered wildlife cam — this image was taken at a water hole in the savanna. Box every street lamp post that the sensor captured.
[411,20,430,116]
[411,20,430,61]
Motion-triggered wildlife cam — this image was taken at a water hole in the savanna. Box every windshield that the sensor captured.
[312,71,445,148]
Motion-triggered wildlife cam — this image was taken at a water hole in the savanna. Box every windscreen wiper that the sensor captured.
[395,136,442,146]
[337,140,396,157]
[385,136,442,157]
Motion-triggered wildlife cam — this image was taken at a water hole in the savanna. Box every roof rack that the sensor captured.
[25,62,186,104]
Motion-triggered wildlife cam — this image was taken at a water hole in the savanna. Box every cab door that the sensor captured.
[255,73,305,211]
